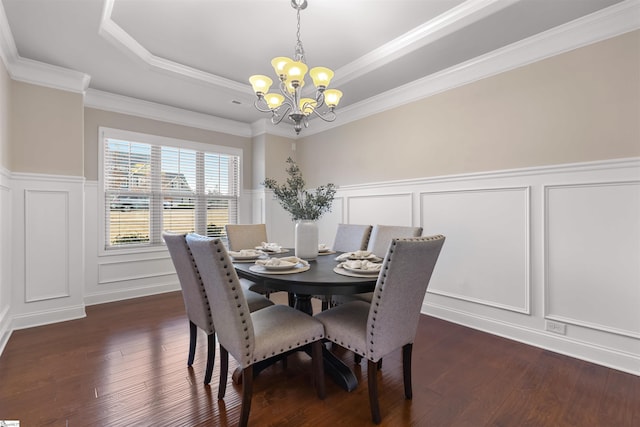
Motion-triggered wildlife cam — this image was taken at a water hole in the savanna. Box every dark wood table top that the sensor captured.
[233,250,377,296]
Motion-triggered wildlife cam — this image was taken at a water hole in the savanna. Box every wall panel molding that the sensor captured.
[24,189,70,302]
[421,186,530,314]
[545,180,640,339]
[347,193,414,226]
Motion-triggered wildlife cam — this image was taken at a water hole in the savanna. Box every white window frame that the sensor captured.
[98,127,243,256]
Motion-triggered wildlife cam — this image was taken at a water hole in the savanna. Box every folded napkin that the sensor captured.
[341,260,382,272]
[229,249,261,258]
[257,242,283,252]
[255,256,309,267]
[335,250,373,261]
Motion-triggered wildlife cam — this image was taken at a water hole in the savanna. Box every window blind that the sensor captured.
[103,136,239,249]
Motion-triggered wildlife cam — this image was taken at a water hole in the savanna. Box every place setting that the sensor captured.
[334,259,382,278]
[334,250,383,278]
[254,242,289,254]
[228,249,268,263]
[317,243,336,256]
[334,250,382,263]
[249,256,311,275]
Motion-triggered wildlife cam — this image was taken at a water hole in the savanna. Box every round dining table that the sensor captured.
[233,250,378,391]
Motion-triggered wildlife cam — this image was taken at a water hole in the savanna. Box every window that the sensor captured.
[100,128,240,250]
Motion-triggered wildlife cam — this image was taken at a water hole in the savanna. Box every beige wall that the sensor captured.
[297,31,640,187]
[84,108,254,187]
[0,59,9,170]
[11,81,84,175]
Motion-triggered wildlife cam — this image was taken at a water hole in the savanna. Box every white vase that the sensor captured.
[295,220,318,260]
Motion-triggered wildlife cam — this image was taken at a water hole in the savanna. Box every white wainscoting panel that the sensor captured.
[421,187,530,313]
[10,173,85,330]
[332,158,639,375]
[545,181,640,338]
[98,256,175,284]
[25,190,70,302]
[0,168,12,354]
[347,193,413,226]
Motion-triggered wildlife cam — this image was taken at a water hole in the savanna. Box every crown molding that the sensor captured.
[0,0,90,93]
[85,89,252,138]
[98,0,249,94]
[300,0,640,137]
[333,0,519,87]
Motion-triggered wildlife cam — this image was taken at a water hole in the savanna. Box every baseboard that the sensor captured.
[84,283,181,306]
[11,304,86,331]
[422,302,640,377]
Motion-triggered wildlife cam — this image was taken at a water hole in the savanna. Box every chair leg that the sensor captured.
[311,340,326,399]
[218,346,229,400]
[321,299,329,311]
[403,343,413,399]
[367,359,382,424]
[188,321,197,366]
[203,333,216,385]
[240,366,254,427]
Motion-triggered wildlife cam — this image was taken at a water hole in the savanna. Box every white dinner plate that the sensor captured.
[231,254,261,260]
[341,265,380,275]
[263,263,298,271]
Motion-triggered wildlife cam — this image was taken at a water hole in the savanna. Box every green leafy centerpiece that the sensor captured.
[263,157,336,259]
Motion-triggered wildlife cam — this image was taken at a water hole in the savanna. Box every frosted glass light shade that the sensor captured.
[249,75,273,95]
[283,61,308,84]
[299,98,317,115]
[265,93,285,109]
[324,89,342,107]
[271,57,293,79]
[310,67,334,88]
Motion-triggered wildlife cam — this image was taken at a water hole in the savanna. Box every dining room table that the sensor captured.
[232,248,379,391]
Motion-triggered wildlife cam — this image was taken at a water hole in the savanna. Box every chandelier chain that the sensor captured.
[295,6,306,63]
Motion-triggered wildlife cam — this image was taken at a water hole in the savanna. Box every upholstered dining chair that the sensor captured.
[333,224,423,306]
[366,224,423,257]
[315,224,373,311]
[332,223,373,253]
[225,223,268,251]
[163,231,274,385]
[315,235,445,424]
[186,233,326,427]
[225,223,272,296]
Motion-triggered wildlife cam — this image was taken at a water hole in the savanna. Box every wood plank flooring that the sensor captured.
[1,291,638,426]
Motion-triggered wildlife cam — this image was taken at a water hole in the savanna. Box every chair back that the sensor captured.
[225,223,268,251]
[332,224,372,252]
[163,231,214,335]
[186,234,255,368]
[367,235,445,361]
[366,225,423,257]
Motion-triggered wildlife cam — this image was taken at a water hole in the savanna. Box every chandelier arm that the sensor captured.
[314,90,326,109]
[309,107,337,122]
[254,98,275,113]
[271,103,292,125]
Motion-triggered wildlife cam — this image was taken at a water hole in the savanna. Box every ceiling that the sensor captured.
[0,0,630,136]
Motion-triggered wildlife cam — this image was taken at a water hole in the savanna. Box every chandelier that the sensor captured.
[249,0,342,135]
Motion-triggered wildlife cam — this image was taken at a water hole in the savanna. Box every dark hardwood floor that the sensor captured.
[1,291,638,426]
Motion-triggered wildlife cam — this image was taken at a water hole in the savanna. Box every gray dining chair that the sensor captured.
[225,223,268,251]
[186,233,326,427]
[315,224,373,311]
[333,224,423,306]
[163,231,274,385]
[315,235,445,424]
[225,223,273,297]
[332,223,373,252]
